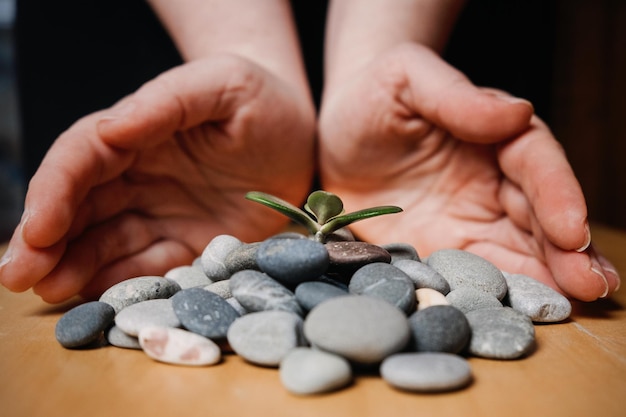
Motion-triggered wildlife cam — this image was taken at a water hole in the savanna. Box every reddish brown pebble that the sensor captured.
[325,241,392,277]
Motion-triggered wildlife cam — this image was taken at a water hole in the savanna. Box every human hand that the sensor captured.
[0,55,315,302]
[318,43,619,301]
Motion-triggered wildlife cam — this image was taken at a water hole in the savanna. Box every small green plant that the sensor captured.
[246,190,403,243]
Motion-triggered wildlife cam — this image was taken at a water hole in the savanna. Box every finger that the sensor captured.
[397,44,534,143]
[97,55,264,150]
[497,116,590,252]
[498,178,533,234]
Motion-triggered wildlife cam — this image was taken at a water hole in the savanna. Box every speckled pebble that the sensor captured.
[383,242,420,262]
[227,311,305,367]
[106,325,141,349]
[381,352,472,392]
[164,265,212,289]
[349,263,416,314]
[325,241,391,277]
[465,307,535,359]
[304,295,411,364]
[256,238,329,286]
[99,276,181,314]
[445,287,503,314]
[230,270,303,316]
[503,272,572,322]
[139,326,221,366]
[203,280,232,299]
[200,234,243,281]
[295,281,349,312]
[427,249,508,300]
[393,259,450,294]
[115,298,180,337]
[408,305,470,353]
[224,242,261,275]
[55,301,116,348]
[280,347,352,395]
[171,287,240,339]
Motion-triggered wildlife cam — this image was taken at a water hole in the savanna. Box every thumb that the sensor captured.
[96,55,262,149]
[399,44,534,143]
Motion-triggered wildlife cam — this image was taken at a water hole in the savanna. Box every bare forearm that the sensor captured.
[325,0,465,88]
[148,0,308,93]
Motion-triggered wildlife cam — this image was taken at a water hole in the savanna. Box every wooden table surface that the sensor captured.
[1,224,625,417]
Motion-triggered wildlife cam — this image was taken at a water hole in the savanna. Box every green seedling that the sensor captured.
[246,190,403,243]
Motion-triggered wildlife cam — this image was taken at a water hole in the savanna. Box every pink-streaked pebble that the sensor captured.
[138,326,221,366]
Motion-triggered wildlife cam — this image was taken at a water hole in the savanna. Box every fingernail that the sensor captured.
[100,101,136,122]
[597,253,621,293]
[19,209,30,238]
[494,93,534,107]
[576,221,592,252]
[590,253,610,298]
[0,246,11,270]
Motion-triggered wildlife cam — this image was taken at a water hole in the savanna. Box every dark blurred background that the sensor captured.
[1,0,624,241]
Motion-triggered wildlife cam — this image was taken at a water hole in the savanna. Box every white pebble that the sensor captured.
[139,326,221,366]
[416,288,449,310]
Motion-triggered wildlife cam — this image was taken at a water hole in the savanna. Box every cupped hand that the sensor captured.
[0,55,316,302]
[318,43,619,301]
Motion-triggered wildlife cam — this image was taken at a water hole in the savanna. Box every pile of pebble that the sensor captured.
[55,231,572,395]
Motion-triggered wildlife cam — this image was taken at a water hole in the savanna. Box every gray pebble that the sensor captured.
[380,352,472,392]
[465,307,535,359]
[106,325,141,349]
[349,263,416,314]
[304,295,411,365]
[230,270,303,316]
[427,249,508,300]
[226,297,248,316]
[115,298,180,336]
[383,242,421,262]
[55,301,115,348]
[280,347,352,395]
[203,280,232,299]
[165,265,212,289]
[503,273,572,322]
[227,310,306,367]
[200,234,242,281]
[295,281,349,312]
[393,259,450,294]
[446,287,503,314]
[224,242,261,274]
[408,305,470,353]
[256,238,329,286]
[171,287,240,339]
[99,276,181,314]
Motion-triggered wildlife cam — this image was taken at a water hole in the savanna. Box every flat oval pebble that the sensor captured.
[200,234,242,281]
[171,287,240,339]
[445,287,503,314]
[325,241,391,277]
[304,295,411,364]
[227,310,305,367]
[349,263,416,314]
[224,242,261,275]
[382,242,420,262]
[203,280,232,299]
[99,276,181,314]
[55,301,116,348]
[380,352,472,392]
[115,299,180,336]
[465,307,535,359]
[295,280,349,311]
[503,273,572,322]
[408,305,470,353]
[139,326,221,366]
[280,347,352,395]
[256,238,329,286]
[106,325,141,349]
[393,259,450,294]
[416,288,449,310]
[165,265,212,289]
[230,270,303,316]
[427,249,508,300]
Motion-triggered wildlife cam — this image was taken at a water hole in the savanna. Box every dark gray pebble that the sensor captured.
[295,281,349,311]
[256,238,329,286]
[383,243,420,262]
[171,287,240,339]
[349,263,416,314]
[55,301,115,348]
[408,305,470,354]
[230,270,303,316]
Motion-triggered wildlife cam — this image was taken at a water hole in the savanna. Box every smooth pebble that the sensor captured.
[171,287,240,339]
[106,325,141,349]
[503,273,572,322]
[230,270,303,316]
[224,242,261,275]
[408,305,470,353]
[325,241,391,277]
[446,287,503,314]
[115,298,180,336]
[295,280,349,312]
[139,326,221,366]
[203,280,232,299]
[201,234,242,281]
[393,259,450,294]
[416,288,449,310]
[164,265,212,289]
[349,263,416,314]
[99,276,181,314]
[280,347,352,395]
[55,301,115,348]
[256,238,329,286]
[466,307,535,359]
[381,352,472,392]
[383,242,420,262]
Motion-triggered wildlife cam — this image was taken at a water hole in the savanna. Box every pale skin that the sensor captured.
[0,0,620,303]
